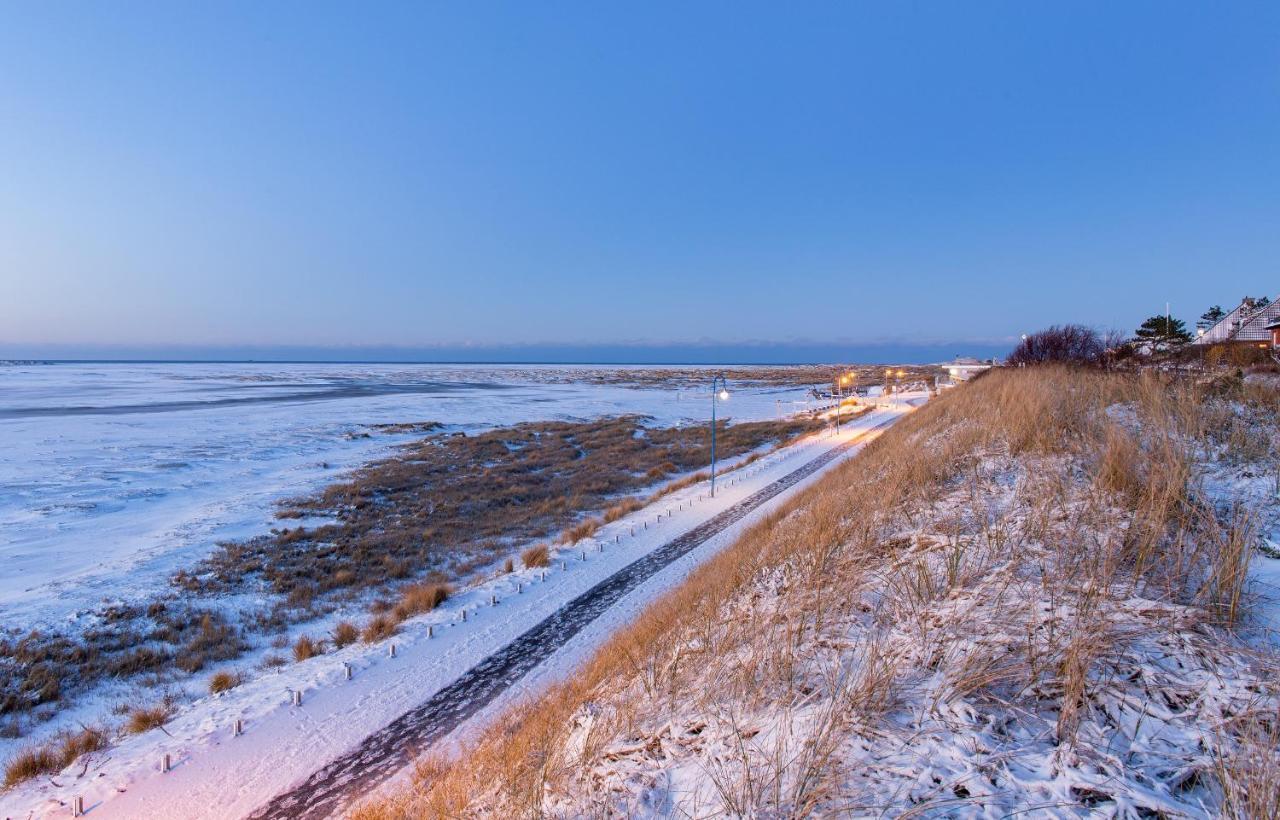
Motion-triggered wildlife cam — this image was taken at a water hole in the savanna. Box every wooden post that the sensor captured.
[234,718,243,737]
[161,752,171,773]
[462,609,468,622]
[428,624,434,637]
[73,797,84,817]
[490,593,497,605]
[389,643,396,658]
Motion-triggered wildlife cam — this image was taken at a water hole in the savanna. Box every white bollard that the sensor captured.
[344,662,353,680]
[580,550,585,561]
[292,690,302,707]
[389,643,396,658]
[561,561,567,571]
[516,582,522,594]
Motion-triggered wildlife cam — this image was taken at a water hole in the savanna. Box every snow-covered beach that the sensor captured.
[0,362,817,629]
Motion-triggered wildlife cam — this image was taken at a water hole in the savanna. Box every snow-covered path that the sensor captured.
[2,403,913,820]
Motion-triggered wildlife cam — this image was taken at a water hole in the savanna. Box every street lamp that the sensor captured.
[709,374,730,497]
[836,372,853,432]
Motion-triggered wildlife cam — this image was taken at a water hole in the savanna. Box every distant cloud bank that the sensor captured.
[1,339,1013,365]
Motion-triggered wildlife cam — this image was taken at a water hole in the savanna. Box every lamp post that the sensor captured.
[710,374,730,497]
[837,372,852,432]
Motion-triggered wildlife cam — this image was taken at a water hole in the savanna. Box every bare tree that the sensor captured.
[1006,325,1111,367]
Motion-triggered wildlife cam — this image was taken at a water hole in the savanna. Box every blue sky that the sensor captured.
[2,2,1278,362]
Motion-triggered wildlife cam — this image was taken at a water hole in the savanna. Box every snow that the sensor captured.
[0,376,911,819]
[529,441,1279,819]
[0,362,817,629]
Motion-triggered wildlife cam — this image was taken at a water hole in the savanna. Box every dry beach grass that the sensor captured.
[354,367,1280,818]
[0,412,822,787]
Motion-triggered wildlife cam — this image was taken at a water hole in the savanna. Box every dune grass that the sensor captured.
[352,367,1280,818]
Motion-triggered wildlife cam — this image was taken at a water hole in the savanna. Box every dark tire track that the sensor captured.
[249,417,896,819]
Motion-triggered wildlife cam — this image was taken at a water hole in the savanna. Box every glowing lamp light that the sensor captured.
[718,389,729,401]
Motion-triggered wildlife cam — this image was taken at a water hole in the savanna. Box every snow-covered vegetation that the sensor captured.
[357,367,1280,818]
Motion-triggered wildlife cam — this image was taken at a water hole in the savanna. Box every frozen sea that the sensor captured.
[0,362,816,627]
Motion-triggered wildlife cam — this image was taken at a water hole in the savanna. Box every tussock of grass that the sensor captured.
[362,615,398,644]
[559,518,600,545]
[208,670,241,694]
[392,582,452,622]
[332,621,359,648]
[3,745,59,788]
[521,544,550,569]
[292,635,322,662]
[2,726,107,788]
[125,703,172,734]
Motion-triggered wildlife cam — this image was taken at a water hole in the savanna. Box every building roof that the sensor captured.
[1195,296,1280,344]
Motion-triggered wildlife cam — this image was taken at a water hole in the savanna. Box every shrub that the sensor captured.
[503,557,515,574]
[522,544,550,568]
[332,621,359,648]
[209,670,241,694]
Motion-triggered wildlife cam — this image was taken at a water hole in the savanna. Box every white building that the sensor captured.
[1194,296,1280,347]
[944,356,993,381]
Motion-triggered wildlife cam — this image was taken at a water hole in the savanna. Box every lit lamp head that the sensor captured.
[718,388,729,401]
[896,369,905,378]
